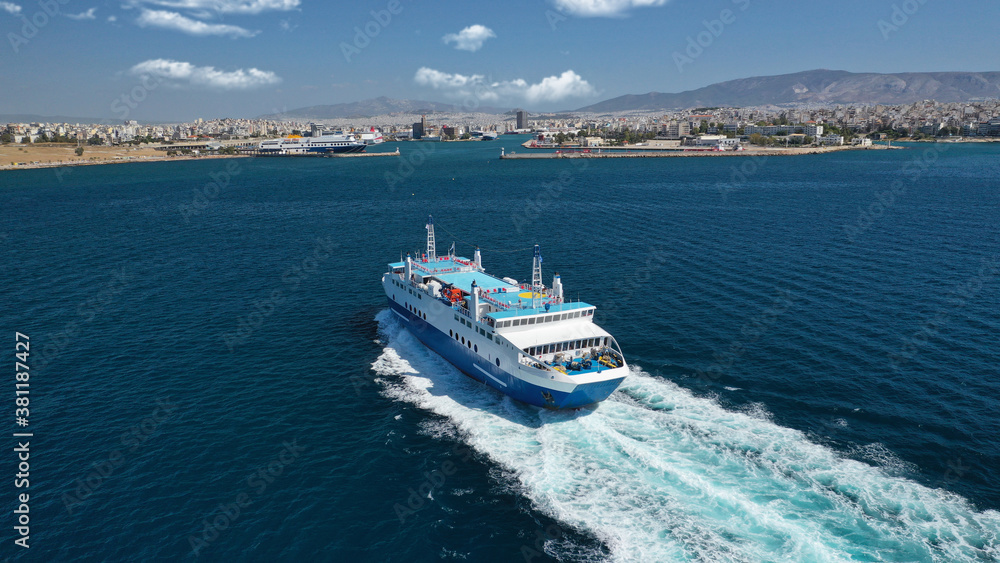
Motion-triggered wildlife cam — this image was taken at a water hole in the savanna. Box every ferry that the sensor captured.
[257,134,366,154]
[358,127,384,145]
[382,217,628,409]
[481,131,498,141]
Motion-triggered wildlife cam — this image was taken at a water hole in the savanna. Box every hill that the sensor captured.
[575,70,1000,112]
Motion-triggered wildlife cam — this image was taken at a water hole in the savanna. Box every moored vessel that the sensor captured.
[257,133,366,154]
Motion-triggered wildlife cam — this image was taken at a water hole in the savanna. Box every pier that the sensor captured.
[499,145,899,159]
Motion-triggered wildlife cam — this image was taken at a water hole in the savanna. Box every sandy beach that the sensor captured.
[0,143,246,171]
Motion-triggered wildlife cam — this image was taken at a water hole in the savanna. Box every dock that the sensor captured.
[499,145,899,159]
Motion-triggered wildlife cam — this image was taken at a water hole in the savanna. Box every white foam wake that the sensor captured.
[372,310,999,562]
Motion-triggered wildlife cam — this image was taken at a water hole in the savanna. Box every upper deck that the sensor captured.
[387,254,594,321]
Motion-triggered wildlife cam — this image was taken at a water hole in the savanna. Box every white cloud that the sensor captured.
[442,24,496,52]
[0,2,21,15]
[67,8,98,20]
[523,70,598,103]
[414,67,596,105]
[130,58,281,89]
[137,9,257,37]
[126,0,299,15]
[553,0,667,17]
[108,15,117,22]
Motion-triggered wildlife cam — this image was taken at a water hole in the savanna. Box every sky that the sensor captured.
[1,0,999,121]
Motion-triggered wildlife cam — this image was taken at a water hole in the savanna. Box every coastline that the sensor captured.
[0,152,249,172]
[502,144,900,159]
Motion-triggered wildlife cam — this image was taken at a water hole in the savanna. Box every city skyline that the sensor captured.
[2,0,999,121]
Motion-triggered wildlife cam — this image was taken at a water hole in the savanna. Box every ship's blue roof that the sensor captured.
[387,255,592,314]
[437,271,511,292]
[488,301,593,319]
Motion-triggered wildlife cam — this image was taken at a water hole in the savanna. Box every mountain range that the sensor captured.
[573,70,1000,112]
[9,70,1000,125]
[257,97,512,120]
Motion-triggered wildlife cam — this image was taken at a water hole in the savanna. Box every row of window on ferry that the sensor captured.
[527,337,607,357]
[496,309,593,328]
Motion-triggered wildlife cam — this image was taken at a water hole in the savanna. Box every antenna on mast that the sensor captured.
[531,244,543,309]
[425,215,436,262]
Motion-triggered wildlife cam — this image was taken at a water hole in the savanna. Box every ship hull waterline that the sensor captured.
[386,299,626,409]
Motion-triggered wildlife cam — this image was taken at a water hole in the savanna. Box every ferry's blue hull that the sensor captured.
[388,300,624,409]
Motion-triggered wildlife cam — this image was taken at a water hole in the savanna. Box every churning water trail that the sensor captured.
[371,310,1000,562]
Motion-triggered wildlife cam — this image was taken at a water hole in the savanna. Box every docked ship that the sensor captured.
[481,131,498,141]
[382,217,628,409]
[358,127,384,145]
[257,133,366,154]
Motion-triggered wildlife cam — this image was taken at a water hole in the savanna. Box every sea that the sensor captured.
[1,138,998,562]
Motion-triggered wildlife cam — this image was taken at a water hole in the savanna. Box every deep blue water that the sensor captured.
[2,139,999,562]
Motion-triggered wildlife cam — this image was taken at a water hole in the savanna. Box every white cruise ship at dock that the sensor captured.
[382,217,627,409]
[257,133,366,154]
